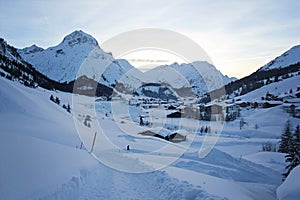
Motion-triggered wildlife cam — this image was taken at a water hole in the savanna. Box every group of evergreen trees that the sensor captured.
[223,62,300,97]
[278,120,300,179]
[199,126,211,134]
[50,95,71,113]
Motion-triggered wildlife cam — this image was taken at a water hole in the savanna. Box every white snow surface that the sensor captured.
[0,77,223,199]
[1,72,299,199]
[260,45,300,71]
[277,165,300,200]
[240,76,300,101]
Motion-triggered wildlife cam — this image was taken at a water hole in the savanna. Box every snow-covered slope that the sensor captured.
[0,38,28,65]
[145,61,236,96]
[277,165,300,200]
[0,77,225,199]
[239,75,300,102]
[1,69,296,199]
[260,45,300,71]
[18,30,145,92]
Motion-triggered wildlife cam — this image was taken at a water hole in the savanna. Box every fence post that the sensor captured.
[90,132,97,153]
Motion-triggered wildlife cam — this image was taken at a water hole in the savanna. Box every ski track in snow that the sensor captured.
[42,165,224,200]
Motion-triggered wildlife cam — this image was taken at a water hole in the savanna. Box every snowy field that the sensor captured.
[0,77,299,199]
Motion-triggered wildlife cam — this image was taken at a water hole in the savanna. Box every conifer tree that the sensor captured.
[278,120,292,153]
[66,104,71,113]
[50,95,54,102]
[55,97,60,105]
[283,125,300,179]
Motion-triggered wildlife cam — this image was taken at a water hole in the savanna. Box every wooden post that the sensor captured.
[90,132,97,153]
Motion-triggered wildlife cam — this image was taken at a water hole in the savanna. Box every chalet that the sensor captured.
[138,130,165,140]
[168,129,188,143]
[203,102,224,121]
[235,101,249,108]
[149,104,160,109]
[280,94,296,102]
[167,105,177,110]
[168,133,186,143]
[138,128,186,143]
[167,111,182,118]
[262,101,282,108]
[254,100,282,108]
[205,103,223,115]
[283,98,300,104]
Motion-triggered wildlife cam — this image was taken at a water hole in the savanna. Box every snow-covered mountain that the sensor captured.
[0,38,113,98]
[260,45,300,71]
[135,83,178,100]
[20,44,44,55]
[18,30,145,93]
[0,38,28,65]
[219,44,300,99]
[145,61,236,97]
[18,30,235,97]
[0,38,41,87]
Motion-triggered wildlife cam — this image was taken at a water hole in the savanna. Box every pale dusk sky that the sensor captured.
[1,0,299,78]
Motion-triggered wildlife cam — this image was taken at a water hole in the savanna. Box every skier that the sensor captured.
[127,145,130,151]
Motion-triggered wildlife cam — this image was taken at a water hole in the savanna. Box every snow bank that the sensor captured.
[165,166,276,200]
[175,148,281,184]
[244,152,286,173]
[0,131,97,199]
[42,167,226,200]
[277,165,300,200]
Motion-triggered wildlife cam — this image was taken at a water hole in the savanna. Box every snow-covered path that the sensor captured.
[42,163,224,200]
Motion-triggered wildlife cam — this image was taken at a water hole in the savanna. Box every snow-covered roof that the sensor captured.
[283,98,300,103]
[174,129,189,136]
[255,100,282,104]
[150,128,172,137]
[204,101,225,108]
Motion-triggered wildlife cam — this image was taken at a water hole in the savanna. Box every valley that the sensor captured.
[0,30,299,200]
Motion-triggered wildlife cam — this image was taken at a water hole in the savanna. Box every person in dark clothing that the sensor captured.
[139,116,144,125]
[127,145,130,151]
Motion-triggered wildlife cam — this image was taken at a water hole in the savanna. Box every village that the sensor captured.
[124,85,300,143]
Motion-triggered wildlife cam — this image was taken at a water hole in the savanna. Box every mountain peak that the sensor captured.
[260,44,300,71]
[21,44,44,55]
[61,30,98,47]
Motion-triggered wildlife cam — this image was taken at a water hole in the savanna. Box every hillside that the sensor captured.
[260,45,300,71]
[207,45,300,100]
